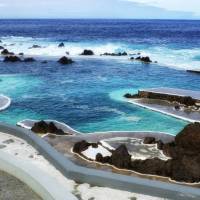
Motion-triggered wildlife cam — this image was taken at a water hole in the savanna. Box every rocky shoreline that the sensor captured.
[73,122,200,184]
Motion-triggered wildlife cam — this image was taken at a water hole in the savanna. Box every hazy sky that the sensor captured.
[0,0,199,19]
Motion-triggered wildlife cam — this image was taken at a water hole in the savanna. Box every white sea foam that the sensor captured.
[1,36,200,70]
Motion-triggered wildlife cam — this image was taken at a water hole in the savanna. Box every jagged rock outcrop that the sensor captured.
[142,122,200,182]
[81,49,94,56]
[58,42,65,47]
[1,49,14,55]
[124,90,197,107]
[73,140,91,154]
[74,123,200,183]
[31,120,48,134]
[31,120,70,135]
[143,137,156,144]
[58,56,74,65]
[135,56,152,63]
[175,122,200,151]
[3,56,21,62]
[110,145,131,168]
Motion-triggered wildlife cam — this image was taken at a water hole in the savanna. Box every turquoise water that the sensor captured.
[0,58,192,135]
[1,19,200,135]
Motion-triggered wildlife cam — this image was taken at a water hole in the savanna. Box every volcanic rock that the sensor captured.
[136,56,152,63]
[58,42,65,47]
[3,56,21,62]
[174,105,180,110]
[30,45,41,48]
[81,49,94,56]
[101,52,127,56]
[31,120,69,135]
[124,93,139,98]
[31,120,49,134]
[110,144,131,168]
[175,122,200,152]
[143,137,156,144]
[48,122,58,133]
[1,49,14,55]
[73,140,90,154]
[58,56,74,65]
[157,140,164,150]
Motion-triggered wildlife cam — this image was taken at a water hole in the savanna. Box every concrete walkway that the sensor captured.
[0,150,78,200]
[0,122,200,200]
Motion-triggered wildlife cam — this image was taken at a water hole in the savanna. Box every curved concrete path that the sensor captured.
[0,122,200,200]
[0,150,77,200]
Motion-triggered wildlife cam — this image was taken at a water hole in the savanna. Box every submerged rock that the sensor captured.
[18,52,24,56]
[0,46,4,50]
[3,56,21,62]
[58,56,74,65]
[81,49,94,56]
[58,42,65,47]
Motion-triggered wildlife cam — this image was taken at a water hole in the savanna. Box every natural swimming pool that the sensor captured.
[0,57,199,135]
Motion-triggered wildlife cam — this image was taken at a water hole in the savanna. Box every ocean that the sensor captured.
[0,19,200,134]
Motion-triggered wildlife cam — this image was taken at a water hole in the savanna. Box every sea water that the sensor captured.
[0,19,200,135]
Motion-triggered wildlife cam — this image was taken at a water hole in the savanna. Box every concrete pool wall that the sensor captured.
[0,149,77,200]
[0,122,199,200]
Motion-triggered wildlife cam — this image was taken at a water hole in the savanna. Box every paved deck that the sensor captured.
[0,170,41,200]
[140,87,200,101]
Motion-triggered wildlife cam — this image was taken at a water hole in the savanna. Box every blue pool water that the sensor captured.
[0,19,200,135]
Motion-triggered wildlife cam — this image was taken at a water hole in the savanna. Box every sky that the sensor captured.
[0,0,199,19]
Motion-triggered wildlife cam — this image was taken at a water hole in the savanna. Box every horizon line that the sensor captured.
[0,18,200,21]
